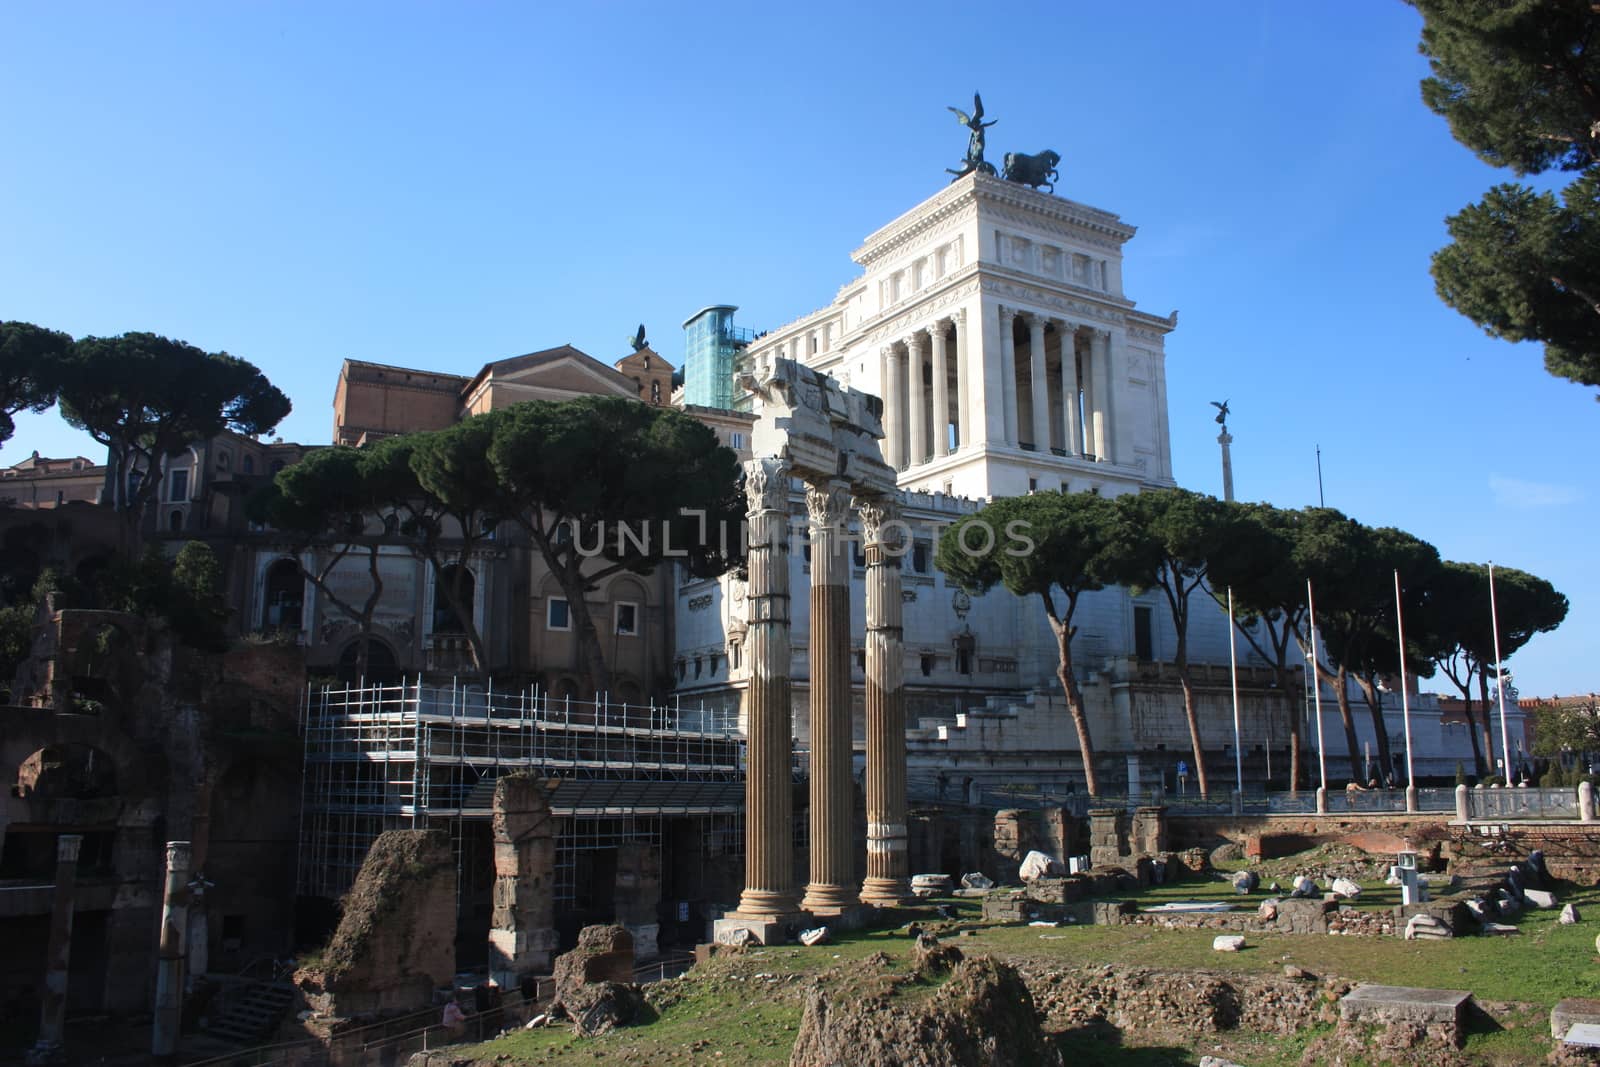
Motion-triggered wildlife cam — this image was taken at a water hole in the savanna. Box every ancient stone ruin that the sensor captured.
[293,829,456,1019]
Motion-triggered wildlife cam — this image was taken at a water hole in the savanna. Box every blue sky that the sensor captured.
[3,2,1595,697]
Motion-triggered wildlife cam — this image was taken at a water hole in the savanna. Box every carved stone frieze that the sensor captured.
[981,277,1126,328]
[859,277,983,346]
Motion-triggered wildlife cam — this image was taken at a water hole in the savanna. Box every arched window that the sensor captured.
[336,639,399,684]
[432,564,474,634]
[263,559,303,632]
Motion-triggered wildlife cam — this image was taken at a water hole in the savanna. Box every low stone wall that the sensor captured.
[1166,813,1455,855]
[1018,963,1346,1038]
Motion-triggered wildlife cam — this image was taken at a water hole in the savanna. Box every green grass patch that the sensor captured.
[466,886,1597,1064]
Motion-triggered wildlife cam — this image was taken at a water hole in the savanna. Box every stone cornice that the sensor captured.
[980,275,1128,330]
[853,173,1136,268]
[1126,308,1180,338]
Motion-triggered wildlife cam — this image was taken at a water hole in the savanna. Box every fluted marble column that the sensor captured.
[802,481,858,913]
[733,458,801,919]
[857,497,911,906]
[930,321,949,458]
[30,834,81,1064]
[1103,330,1121,464]
[999,307,1019,446]
[907,333,926,466]
[1090,331,1112,462]
[953,309,969,450]
[1061,324,1083,458]
[1027,313,1049,452]
[153,841,192,1062]
[881,347,902,470]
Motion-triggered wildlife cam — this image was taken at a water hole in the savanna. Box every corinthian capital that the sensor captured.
[853,495,905,549]
[743,457,791,514]
[805,480,852,528]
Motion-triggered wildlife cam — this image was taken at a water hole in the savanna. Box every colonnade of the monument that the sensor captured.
[879,304,1118,470]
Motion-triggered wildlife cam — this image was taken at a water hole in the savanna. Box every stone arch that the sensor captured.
[15,742,118,800]
[63,617,143,713]
[0,710,150,800]
[335,636,400,684]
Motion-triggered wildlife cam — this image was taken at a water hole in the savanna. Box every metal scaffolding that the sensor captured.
[297,679,744,900]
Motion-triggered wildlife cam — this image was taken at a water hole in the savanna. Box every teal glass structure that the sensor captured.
[681,305,754,409]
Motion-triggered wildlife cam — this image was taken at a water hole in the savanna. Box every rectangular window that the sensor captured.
[912,541,930,574]
[615,601,638,636]
[547,598,571,631]
[730,432,744,450]
[1134,605,1154,662]
[169,468,189,502]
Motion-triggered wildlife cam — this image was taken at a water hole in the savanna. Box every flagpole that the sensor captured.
[1489,561,1513,783]
[1394,569,1417,812]
[1307,579,1327,809]
[1228,586,1243,796]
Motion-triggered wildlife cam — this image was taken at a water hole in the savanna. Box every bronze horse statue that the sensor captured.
[1002,149,1061,193]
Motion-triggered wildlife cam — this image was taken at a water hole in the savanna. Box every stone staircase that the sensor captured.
[202,978,296,1045]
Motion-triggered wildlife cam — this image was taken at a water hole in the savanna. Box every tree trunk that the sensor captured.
[1458,691,1487,779]
[1276,664,1304,791]
[554,563,612,702]
[1174,629,1209,798]
[1479,670,1500,776]
[1048,615,1098,797]
[1354,672,1396,786]
[1325,663,1363,784]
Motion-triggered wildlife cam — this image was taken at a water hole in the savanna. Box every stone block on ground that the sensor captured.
[911,873,954,897]
[1019,851,1064,882]
[1270,898,1335,935]
[1022,876,1086,906]
[1339,984,1472,1032]
[1231,869,1258,894]
[981,889,1031,924]
[1481,922,1520,935]
[1331,877,1362,899]
[1291,875,1318,898]
[1525,888,1558,909]
[960,871,994,890]
[1093,900,1136,926]
[1553,998,1600,1039]
[800,927,830,947]
[1212,935,1246,952]
[1405,913,1452,940]
[1563,903,1582,924]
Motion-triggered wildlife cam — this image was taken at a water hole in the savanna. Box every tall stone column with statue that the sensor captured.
[1211,400,1234,502]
